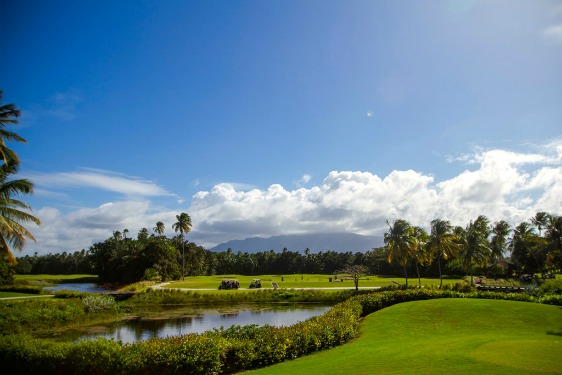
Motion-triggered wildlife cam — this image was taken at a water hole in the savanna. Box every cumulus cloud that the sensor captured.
[187,143,562,248]
[30,201,180,253]
[21,141,562,254]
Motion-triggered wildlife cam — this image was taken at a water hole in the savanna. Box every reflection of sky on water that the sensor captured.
[75,305,331,344]
[43,283,107,293]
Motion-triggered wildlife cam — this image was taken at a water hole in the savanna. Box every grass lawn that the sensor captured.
[244,298,562,375]
[167,274,461,289]
[0,291,53,299]
[14,274,97,282]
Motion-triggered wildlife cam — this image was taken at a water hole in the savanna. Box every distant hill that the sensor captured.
[210,233,384,253]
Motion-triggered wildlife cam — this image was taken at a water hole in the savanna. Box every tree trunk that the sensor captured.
[437,256,443,288]
[415,262,421,288]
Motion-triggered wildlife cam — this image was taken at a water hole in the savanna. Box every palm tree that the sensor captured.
[531,212,550,277]
[172,212,192,280]
[461,215,491,285]
[490,220,510,277]
[510,222,536,274]
[545,215,561,271]
[384,219,417,287]
[0,91,27,166]
[428,219,460,288]
[153,221,165,236]
[411,226,429,288]
[137,228,149,242]
[0,162,41,264]
[531,212,549,237]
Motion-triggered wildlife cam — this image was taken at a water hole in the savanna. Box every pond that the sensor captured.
[65,304,331,344]
[43,283,107,293]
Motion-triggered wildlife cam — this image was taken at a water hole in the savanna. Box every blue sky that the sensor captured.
[1,0,561,255]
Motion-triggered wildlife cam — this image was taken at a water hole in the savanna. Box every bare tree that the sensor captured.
[339,264,369,291]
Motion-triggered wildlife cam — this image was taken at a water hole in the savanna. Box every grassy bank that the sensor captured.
[14,274,98,284]
[244,298,562,375]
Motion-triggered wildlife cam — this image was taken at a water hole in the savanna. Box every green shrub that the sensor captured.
[82,295,116,313]
[537,278,562,296]
[65,338,122,375]
[54,290,88,299]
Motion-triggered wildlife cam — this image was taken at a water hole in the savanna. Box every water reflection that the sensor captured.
[70,304,331,344]
[44,283,107,293]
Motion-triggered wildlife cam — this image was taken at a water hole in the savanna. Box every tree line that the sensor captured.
[8,211,560,286]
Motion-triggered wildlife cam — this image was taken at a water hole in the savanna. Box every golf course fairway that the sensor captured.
[243,298,562,375]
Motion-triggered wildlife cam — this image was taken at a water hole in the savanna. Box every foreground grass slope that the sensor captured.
[245,298,562,375]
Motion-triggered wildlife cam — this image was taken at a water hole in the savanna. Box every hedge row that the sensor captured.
[2,289,561,374]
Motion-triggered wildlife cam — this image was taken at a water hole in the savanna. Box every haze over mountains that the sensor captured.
[210,233,384,253]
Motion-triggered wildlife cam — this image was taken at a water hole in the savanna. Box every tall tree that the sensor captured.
[531,212,550,277]
[172,212,192,280]
[531,212,549,237]
[545,215,562,271]
[0,163,41,264]
[461,215,491,285]
[510,222,537,274]
[490,220,511,276]
[428,219,459,288]
[153,221,165,236]
[0,91,27,166]
[384,219,417,287]
[411,226,430,288]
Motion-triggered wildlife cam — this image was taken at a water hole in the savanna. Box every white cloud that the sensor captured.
[20,141,562,255]
[543,24,562,42]
[27,168,174,199]
[28,201,180,254]
[295,174,312,187]
[187,143,562,248]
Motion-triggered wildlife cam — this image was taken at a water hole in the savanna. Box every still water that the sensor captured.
[44,283,107,293]
[69,304,331,344]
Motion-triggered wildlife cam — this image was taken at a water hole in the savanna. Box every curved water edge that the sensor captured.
[62,303,332,344]
[43,283,108,293]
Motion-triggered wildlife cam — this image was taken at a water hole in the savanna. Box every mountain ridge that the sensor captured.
[209,232,384,253]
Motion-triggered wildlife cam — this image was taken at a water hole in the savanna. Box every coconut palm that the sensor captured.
[411,226,429,288]
[461,215,491,285]
[510,222,537,274]
[0,162,41,264]
[531,212,549,237]
[489,220,511,277]
[428,219,460,288]
[545,215,562,270]
[0,91,28,166]
[384,219,417,287]
[153,221,165,236]
[172,212,192,280]
[531,212,550,277]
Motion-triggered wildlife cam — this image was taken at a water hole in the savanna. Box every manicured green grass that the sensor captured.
[167,274,461,289]
[14,274,97,282]
[0,291,51,299]
[244,298,562,375]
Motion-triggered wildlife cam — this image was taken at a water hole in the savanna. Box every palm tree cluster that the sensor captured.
[0,91,40,264]
[385,212,561,287]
